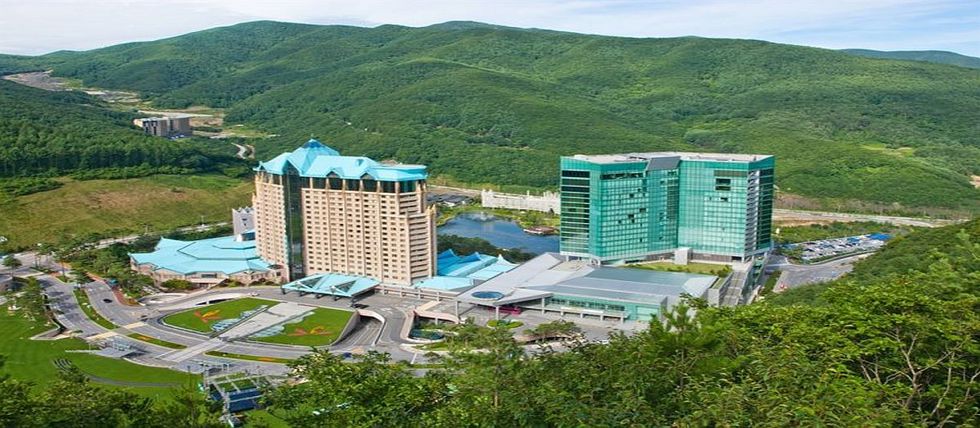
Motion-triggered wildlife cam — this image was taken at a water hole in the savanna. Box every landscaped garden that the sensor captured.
[162,297,275,333]
[250,307,353,347]
[487,319,524,329]
[628,261,732,277]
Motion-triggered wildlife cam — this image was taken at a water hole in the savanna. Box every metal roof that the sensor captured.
[458,252,717,308]
[129,236,271,275]
[281,273,378,297]
[569,152,772,164]
[255,139,428,181]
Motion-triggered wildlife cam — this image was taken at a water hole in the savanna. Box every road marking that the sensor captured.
[122,322,146,329]
[89,331,119,340]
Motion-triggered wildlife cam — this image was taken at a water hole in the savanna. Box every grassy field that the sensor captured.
[251,307,353,347]
[0,174,252,249]
[204,351,292,364]
[628,261,732,277]
[73,287,117,330]
[0,306,196,399]
[127,333,186,349]
[162,297,276,333]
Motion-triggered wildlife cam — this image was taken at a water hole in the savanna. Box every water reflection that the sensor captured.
[437,212,559,254]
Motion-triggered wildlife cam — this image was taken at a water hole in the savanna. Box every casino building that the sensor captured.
[252,139,437,285]
[559,152,774,263]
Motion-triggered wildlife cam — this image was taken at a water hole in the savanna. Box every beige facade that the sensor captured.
[253,171,437,286]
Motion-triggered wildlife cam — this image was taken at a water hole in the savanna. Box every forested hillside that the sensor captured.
[842,49,980,69]
[3,21,979,213]
[0,79,243,182]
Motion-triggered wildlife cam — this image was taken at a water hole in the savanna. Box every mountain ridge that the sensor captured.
[842,48,980,69]
[1,20,978,214]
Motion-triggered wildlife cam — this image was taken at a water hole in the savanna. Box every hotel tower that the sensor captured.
[560,152,774,263]
[253,139,437,285]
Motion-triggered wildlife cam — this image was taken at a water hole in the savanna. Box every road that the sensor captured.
[772,208,960,228]
[90,222,229,249]
[230,142,254,159]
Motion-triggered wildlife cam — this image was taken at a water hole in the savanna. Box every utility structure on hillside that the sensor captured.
[559,152,774,264]
[252,139,437,285]
[133,116,192,138]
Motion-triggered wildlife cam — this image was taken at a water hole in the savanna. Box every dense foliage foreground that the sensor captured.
[1,220,976,427]
[265,219,979,427]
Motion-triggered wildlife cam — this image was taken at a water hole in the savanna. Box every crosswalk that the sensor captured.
[159,338,225,363]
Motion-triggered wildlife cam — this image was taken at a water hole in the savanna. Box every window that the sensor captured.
[562,170,590,178]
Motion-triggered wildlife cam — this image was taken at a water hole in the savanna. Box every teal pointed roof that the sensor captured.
[255,138,428,181]
[129,236,271,275]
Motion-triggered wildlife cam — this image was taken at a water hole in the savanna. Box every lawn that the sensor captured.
[244,409,290,428]
[0,306,196,399]
[487,319,524,329]
[204,351,293,364]
[127,333,186,350]
[162,297,276,333]
[0,174,252,249]
[628,261,732,277]
[251,307,353,347]
[73,287,117,330]
[68,353,199,400]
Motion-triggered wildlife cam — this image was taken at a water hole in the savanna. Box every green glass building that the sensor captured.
[560,153,774,263]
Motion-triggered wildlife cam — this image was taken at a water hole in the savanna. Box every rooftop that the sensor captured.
[457,253,716,307]
[569,152,772,164]
[413,250,519,292]
[255,139,428,181]
[282,273,378,297]
[130,236,271,275]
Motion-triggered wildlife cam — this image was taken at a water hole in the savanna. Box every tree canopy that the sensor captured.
[4,21,977,213]
[261,219,979,426]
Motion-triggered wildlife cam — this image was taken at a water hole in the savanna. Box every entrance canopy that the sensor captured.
[282,273,378,297]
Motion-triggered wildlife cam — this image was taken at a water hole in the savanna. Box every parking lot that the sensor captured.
[788,233,890,263]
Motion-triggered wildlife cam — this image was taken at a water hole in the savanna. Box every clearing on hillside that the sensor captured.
[0,174,252,249]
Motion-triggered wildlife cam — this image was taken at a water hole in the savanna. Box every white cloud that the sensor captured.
[0,0,977,56]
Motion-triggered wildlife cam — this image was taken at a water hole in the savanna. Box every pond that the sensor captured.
[437,211,559,254]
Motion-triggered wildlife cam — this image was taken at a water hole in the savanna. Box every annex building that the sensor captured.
[253,139,437,285]
[560,152,774,264]
[458,253,718,322]
[130,235,276,286]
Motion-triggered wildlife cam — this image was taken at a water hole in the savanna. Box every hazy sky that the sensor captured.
[1,0,978,56]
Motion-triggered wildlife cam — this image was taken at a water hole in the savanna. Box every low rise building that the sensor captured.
[457,253,717,322]
[481,189,560,213]
[134,116,192,138]
[231,207,255,237]
[130,236,277,286]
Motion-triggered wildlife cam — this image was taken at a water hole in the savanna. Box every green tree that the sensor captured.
[151,385,225,428]
[0,356,38,427]
[2,254,20,268]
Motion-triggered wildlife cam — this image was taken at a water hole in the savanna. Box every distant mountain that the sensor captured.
[842,49,980,69]
[1,21,978,213]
